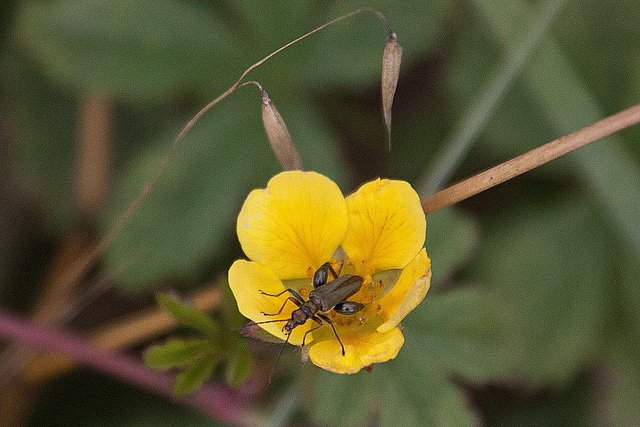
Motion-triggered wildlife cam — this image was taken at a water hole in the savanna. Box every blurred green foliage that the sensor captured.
[2,0,640,425]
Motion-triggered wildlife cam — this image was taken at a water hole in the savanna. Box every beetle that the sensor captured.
[251,261,365,356]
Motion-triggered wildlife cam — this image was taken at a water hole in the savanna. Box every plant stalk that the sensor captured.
[421,103,640,214]
[0,308,260,426]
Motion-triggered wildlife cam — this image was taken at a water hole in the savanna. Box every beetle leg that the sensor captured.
[261,294,302,317]
[335,259,344,277]
[259,289,290,297]
[317,313,346,356]
[301,319,324,347]
[260,288,305,303]
[325,260,345,280]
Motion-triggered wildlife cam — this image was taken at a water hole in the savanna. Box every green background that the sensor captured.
[1,0,639,425]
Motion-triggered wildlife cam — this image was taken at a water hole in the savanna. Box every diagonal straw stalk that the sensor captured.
[421,102,640,215]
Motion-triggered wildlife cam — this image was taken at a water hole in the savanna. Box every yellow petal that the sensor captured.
[308,327,404,374]
[377,249,431,333]
[228,260,312,345]
[237,171,348,279]
[342,179,426,272]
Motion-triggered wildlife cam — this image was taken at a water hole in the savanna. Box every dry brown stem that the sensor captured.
[76,95,113,217]
[421,103,640,214]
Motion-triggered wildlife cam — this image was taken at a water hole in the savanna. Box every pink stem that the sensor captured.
[0,309,256,426]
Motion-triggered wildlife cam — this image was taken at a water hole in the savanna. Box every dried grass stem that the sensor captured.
[421,103,640,214]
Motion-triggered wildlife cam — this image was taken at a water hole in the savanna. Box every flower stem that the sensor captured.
[0,308,260,426]
[421,102,640,215]
[21,287,222,384]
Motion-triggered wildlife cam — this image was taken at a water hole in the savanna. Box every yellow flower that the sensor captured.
[228,171,431,374]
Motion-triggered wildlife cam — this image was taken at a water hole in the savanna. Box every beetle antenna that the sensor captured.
[269,332,291,383]
[232,318,286,331]
[251,318,289,325]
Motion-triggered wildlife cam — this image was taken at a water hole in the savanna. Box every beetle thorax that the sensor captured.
[284,299,321,332]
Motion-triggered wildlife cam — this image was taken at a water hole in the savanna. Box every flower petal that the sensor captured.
[308,327,404,374]
[228,260,312,345]
[237,171,348,279]
[342,179,425,272]
[377,249,431,333]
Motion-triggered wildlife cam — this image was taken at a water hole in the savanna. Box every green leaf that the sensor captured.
[473,0,640,263]
[279,101,351,190]
[416,0,566,196]
[471,196,610,384]
[313,360,478,427]
[144,339,210,369]
[606,333,640,427]
[173,355,218,396]
[606,358,640,426]
[224,350,254,388]
[304,0,451,87]
[157,293,219,337]
[425,206,478,287]
[102,95,280,291]
[229,0,316,54]
[5,54,76,232]
[13,0,236,101]
[103,89,355,291]
[380,360,478,427]
[403,288,513,382]
[312,289,510,426]
[619,245,640,332]
[604,248,640,425]
[312,370,376,426]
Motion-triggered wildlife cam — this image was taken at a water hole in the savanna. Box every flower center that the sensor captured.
[303,258,385,328]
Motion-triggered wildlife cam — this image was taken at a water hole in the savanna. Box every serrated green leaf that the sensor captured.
[144,339,210,369]
[103,89,356,292]
[173,355,218,396]
[13,0,236,101]
[425,206,478,287]
[224,351,254,388]
[471,197,610,384]
[157,293,219,337]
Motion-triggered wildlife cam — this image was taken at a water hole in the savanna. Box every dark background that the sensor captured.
[1,0,639,425]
